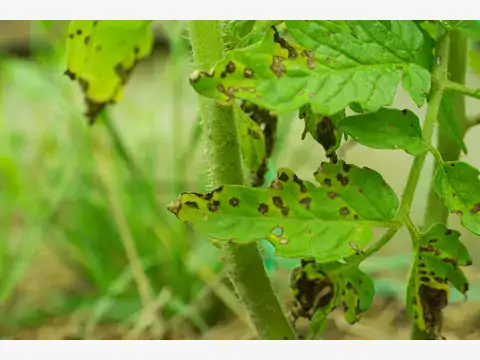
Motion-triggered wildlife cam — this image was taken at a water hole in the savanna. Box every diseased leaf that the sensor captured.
[190,21,431,117]
[298,104,344,162]
[290,260,375,338]
[440,21,480,40]
[225,20,283,49]
[434,161,480,236]
[438,92,468,154]
[402,64,431,107]
[167,160,399,263]
[65,20,154,123]
[234,104,267,181]
[338,108,428,156]
[406,223,472,339]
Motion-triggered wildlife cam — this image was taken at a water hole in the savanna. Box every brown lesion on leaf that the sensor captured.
[444,229,452,235]
[272,196,284,209]
[258,203,269,215]
[282,207,290,216]
[244,68,255,78]
[278,172,289,182]
[247,128,261,140]
[470,203,480,214]
[336,173,349,186]
[339,207,350,216]
[185,201,199,209]
[229,197,240,207]
[293,174,307,193]
[64,69,76,81]
[226,60,236,74]
[300,197,311,209]
[402,109,408,115]
[270,56,286,78]
[272,26,298,59]
[270,179,283,190]
[418,284,448,339]
[323,178,332,187]
[327,192,338,199]
[207,200,220,213]
[84,36,90,45]
[342,162,351,173]
[301,50,317,70]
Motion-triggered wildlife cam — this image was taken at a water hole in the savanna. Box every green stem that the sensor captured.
[445,81,480,100]
[424,30,468,228]
[188,20,296,340]
[407,30,451,340]
[398,32,450,222]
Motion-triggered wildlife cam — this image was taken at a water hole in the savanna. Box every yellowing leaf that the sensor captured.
[65,20,154,122]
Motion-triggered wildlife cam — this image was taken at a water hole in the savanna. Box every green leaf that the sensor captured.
[338,108,428,156]
[438,92,468,154]
[190,21,431,116]
[406,223,471,339]
[434,161,480,236]
[440,21,480,40]
[168,160,398,262]
[65,20,154,122]
[290,260,375,338]
[402,64,431,107]
[225,20,283,49]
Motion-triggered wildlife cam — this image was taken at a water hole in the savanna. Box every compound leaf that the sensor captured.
[338,108,428,156]
[168,160,398,263]
[190,21,431,117]
[438,92,468,154]
[402,64,431,107]
[434,161,480,236]
[65,20,154,122]
[290,260,375,338]
[406,223,472,339]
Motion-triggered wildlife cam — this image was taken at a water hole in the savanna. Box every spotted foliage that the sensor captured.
[406,223,472,339]
[434,161,480,236]
[65,20,154,123]
[190,21,432,116]
[167,160,398,263]
[290,260,375,338]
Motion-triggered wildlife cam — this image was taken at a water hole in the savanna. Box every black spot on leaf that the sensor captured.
[226,61,236,74]
[471,203,480,214]
[323,178,332,187]
[258,203,269,214]
[300,197,311,210]
[84,36,90,45]
[76,29,82,35]
[229,198,240,207]
[327,192,338,199]
[272,196,284,209]
[278,172,289,182]
[402,109,408,115]
[244,68,254,78]
[282,207,290,216]
[185,201,199,209]
[339,207,350,216]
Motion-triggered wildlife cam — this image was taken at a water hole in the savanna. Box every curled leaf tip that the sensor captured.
[167,199,182,216]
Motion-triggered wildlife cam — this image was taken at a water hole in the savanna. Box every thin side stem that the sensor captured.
[424,30,468,228]
[188,20,296,340]
[445,81,480,100]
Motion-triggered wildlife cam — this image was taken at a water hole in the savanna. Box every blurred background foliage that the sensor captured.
[1,20,480,340]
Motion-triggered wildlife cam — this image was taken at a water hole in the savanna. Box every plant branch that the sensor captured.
[445,81,480,100]
[424,30,468,228]
[467,114,480,131]
[398,32,450,222]
[188,20,296,340]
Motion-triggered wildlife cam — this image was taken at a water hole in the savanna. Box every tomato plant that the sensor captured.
[66,20,480,340]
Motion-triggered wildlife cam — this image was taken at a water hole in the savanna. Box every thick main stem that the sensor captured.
[188,20,296,340]
[424,30,468,227]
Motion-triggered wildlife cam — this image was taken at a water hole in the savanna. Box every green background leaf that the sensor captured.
[338,108,428,155]
[438,92,468,154]
[434,161,480,236]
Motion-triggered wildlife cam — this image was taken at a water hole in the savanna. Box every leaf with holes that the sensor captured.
[434,161,480,236]
[190,21,432,116]
[65,20,154,122]
[167,160,398,263]
[438,92,468,154]
[290,260,375,338]
[337,108,428,156]
[406,223,471,339]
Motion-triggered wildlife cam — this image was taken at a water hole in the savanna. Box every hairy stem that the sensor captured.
[424,30,468,228]
[445,81,480,100]
[406,30,451,340]
[188,20,296,340]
